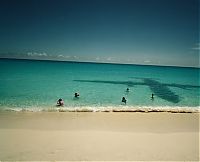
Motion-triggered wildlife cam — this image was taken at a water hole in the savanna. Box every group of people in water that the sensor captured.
[121,88,154,104]
[57,92,80,106]
[57,88,155,106]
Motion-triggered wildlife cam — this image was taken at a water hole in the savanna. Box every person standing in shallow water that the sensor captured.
[151,94,154,100]
[122,97,127,104]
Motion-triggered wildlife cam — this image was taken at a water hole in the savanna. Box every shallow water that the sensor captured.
[0,58,199,111]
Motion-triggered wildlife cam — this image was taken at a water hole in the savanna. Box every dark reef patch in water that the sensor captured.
[74,78,200,104]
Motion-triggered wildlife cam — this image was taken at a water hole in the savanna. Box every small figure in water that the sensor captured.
[74,92,80,98]
[122,97,127,104]
[126,88,130,92]
[151,93,154,100]
[57,98,64,106]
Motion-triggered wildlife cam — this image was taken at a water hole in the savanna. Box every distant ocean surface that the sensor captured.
[0,58,199,112]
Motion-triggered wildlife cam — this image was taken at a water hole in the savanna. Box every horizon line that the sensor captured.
[0,57,199,69]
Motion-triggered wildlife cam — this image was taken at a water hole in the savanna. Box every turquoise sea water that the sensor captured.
[0,59,199,112]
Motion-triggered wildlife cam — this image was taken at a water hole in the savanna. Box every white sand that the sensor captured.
[0,112,199,161]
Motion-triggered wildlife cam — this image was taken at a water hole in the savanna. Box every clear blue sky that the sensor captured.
[0,0,199,67]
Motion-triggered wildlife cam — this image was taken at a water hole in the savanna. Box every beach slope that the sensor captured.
[0,112,199,161]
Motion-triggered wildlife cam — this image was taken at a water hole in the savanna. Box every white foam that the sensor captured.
[0,105,199,113]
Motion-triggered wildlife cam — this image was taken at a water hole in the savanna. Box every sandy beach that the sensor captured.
[0,111,199,161]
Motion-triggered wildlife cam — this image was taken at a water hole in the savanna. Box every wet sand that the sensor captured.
[0,111,199,161]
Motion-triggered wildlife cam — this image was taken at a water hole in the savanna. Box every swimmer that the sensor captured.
[151,93,154,100]
[126,88,130,92]
[122,97,127,104]
[57,98,64,106]
[74,92,80,98]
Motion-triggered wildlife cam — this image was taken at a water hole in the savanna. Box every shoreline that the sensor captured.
[1,106,199,113]
[0,111,199,161]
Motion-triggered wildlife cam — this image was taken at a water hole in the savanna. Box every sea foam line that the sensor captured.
[0,106,199,113]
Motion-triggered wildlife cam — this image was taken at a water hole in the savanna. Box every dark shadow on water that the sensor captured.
[142,78,180,103]
[74,78,200,104]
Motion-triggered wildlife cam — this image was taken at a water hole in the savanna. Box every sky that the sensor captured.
[0,0,199,67]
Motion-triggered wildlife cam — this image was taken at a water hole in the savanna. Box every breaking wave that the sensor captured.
[0,106,199,113]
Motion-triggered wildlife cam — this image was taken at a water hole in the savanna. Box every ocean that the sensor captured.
[0,58,199,112]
